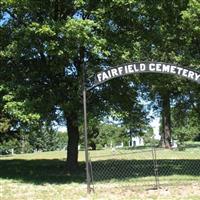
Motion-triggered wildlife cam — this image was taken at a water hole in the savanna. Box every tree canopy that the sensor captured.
[0,0,199,171]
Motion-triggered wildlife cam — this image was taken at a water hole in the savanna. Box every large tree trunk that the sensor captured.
[66,112,79,172]
[90,141,96,150]
[160,92,172,148]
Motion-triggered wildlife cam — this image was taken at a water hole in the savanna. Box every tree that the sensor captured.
[1,0,199,171]
[0,83,40,144]
[132,0,200,148]
[171,90,200,145]
[171,0,200,145]
[0,0,146,171]
[96,123,128,148]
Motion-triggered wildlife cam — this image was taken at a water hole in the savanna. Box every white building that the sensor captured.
[130,136,144,147]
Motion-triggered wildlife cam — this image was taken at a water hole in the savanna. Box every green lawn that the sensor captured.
[0,145,200,200]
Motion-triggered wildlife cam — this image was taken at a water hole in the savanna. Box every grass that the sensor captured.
[0,144,200,200]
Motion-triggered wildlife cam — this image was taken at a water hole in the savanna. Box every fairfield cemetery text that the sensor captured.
[95,62,200,85]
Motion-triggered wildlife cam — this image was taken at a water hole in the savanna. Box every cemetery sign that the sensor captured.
[94,62,200,85]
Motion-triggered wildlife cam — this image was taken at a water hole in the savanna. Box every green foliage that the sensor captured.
[173,121,200,143]
[80,121,129,149]
[172,95,200,146]
[98,123,128,147]
[24,126,68,153]
[181,0,200,65]
[0,0,200,165]
[0,128,68,155]
[0,84,41,152]
[56,131,68,150]
[142,126,155,145]
[173,126,199,149]
[0,139,20,155]
[3,92,40,124]
[0,117,10,133]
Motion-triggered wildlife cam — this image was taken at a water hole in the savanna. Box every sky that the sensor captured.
[58,126,67,132]
[150,117,161,140]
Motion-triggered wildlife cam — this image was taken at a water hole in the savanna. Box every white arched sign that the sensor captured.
[94,62,200,86]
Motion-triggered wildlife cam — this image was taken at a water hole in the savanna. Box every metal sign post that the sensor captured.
[82,63,91,194]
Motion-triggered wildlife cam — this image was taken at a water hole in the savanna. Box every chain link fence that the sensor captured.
[89,143,200,192]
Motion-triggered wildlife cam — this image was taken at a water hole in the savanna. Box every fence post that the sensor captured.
[152,147,160,189]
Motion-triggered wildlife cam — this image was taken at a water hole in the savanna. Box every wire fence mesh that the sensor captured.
[90,144,200,191]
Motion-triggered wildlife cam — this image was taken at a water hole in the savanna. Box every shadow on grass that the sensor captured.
[0,159,85,184]
[92,159,200,181]
[0,158,200,184]
[185,143,200,149]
